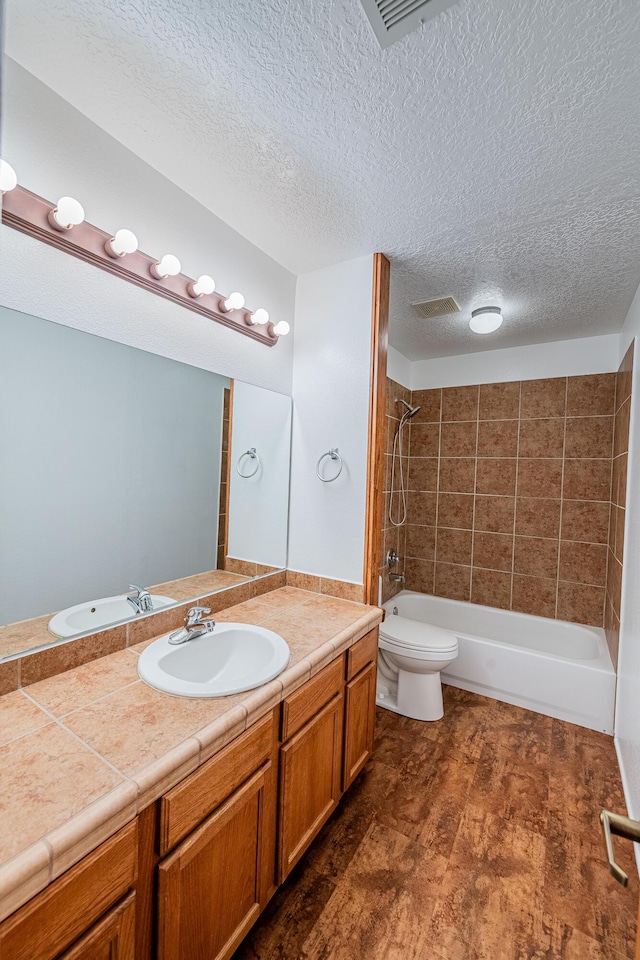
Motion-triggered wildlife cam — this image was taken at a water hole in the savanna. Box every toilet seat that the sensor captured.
[379,616,458,658]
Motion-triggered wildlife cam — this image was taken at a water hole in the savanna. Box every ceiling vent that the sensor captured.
[412,295,460,320]
[359,0,460,49]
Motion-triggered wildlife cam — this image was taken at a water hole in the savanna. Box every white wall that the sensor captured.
[227,382,291,569]
[407,334,619,389]
[620,282,640,357]
[387,345,411,388]
[0,59,296,394]
[288,256,373,584]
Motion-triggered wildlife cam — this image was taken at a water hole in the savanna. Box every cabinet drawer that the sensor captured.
[58,892,135,960]
[346,628,378,681]
[281,657,343,741]
[159,710,276,855]
[0,820,138,960]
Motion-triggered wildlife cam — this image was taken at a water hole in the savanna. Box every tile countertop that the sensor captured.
[0,587,383,921]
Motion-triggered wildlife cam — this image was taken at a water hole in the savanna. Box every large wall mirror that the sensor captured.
[0,305,292,660]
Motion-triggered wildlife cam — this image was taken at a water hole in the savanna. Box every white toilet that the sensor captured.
[376,614,459,721]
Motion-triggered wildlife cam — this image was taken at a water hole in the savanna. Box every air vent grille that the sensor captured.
[412,296,460,320]
[360,0,460,49]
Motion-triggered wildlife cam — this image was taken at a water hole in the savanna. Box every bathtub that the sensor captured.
[382,591,616,734]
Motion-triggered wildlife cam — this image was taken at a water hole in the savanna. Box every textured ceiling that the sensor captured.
[5,0,640,359]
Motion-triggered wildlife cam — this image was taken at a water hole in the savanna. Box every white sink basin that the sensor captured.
[48,594,176,638]
[137,622,290,698]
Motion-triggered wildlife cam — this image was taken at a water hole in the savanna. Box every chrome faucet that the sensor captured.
[168,606,216,645]
[389,573,406,584]
[127,584,153,615]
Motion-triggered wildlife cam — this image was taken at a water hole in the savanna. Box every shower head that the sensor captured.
[395,398,420,419]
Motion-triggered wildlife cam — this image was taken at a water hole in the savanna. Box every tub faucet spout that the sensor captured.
[389,573,406,584]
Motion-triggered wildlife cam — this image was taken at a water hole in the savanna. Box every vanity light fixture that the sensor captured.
[48,196,85,231]
[105,228,139,258]
[0,159,17,194]
[271,320,290,337]
[187,274,216,298]
[150,254,181,279]
[248,308,269,325]
[469,306,502,334]
[220,291,245,313]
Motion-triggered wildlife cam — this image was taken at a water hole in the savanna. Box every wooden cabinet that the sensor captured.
[343,661,377,790]
[0,821,137,960]
[57,893,135,960]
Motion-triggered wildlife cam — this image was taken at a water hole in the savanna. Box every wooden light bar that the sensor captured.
[2,185,278,347]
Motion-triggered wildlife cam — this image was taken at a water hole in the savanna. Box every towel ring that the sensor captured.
[316,448,343,483]
[237,447,260,479]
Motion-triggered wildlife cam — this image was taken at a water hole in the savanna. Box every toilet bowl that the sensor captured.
[376,615,458,721]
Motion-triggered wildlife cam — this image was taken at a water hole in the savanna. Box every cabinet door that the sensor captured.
[57,893,135,960]
[343,661,377,791]
[157,763,272,960]
[278,693,344,883]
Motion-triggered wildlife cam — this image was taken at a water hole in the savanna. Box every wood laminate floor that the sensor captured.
[233,685,638,960]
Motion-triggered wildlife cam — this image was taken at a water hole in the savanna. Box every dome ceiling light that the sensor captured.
[469,306,503,335]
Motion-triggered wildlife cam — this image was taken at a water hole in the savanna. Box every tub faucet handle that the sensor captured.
[387,549,400,568]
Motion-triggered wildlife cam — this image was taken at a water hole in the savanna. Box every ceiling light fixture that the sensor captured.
[48,196,85,231]
[187,275,216,298]
[0,159,17,194]
[150,254,181,279]
[470,306,503,335]
[105,228,139,258]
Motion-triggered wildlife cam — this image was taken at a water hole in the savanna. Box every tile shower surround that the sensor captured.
[384,374,627,634]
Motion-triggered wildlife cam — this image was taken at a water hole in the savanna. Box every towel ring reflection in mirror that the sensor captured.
[316,448,343,483]
[237,447,260,478]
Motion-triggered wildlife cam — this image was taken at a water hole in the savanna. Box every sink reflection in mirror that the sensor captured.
[137,622,291,697]
[0,305,292,661]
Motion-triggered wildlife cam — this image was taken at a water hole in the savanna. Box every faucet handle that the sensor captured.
[128,584,144,596]
[186,606,211,625]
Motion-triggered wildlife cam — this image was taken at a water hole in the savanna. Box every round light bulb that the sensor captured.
[222,291,245,312]
[250,308,269,325]
[469,307,502,335]
[152,254,181,279]
[272,321,290,337]
[190,274,216,297]
[0,159,17,193]
[106,228,138,258]
[52,196,85,230]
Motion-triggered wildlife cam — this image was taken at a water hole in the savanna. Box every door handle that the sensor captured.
[600,809,640,886]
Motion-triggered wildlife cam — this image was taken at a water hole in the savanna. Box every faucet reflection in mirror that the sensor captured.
[0,161,291,346]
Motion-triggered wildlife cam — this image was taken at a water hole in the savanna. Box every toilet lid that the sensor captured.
[380,615,458,654]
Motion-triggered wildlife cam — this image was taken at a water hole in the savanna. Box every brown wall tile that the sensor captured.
[441,385,479,422]
[404,559,435,593]
[477,420,518,458]
[440,420,477,457]
[518,419,565,458]
[474,495,515,534]
[564,417,613,459]
[407,491,437,526]
[614,399,631,458]
[471,569,511,609]
[557,581,605,627]
[478,382,520,420]
[434,562,471,601]
[405,524,436,561]
[511,575,557,618]
[21,626,128,686]
[515,498,561,539]
[410,422,440,457]
[517,459,563,498]
[513,537,559,580]
[473,532,514,572]
[436,528,473,565]
[566,374,616,417]
[411,389,441,423]
[520,378,566,419]
[408,457,439,491]
[476,459,517,496]
[563,459,611,502]
[439,458,476,493]
[561,500,609,544]
[437,493,474,529]
[0,659,20,696]
[559,541,608,586]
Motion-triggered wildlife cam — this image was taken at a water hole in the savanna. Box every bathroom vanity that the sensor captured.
[0,590,381,960]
